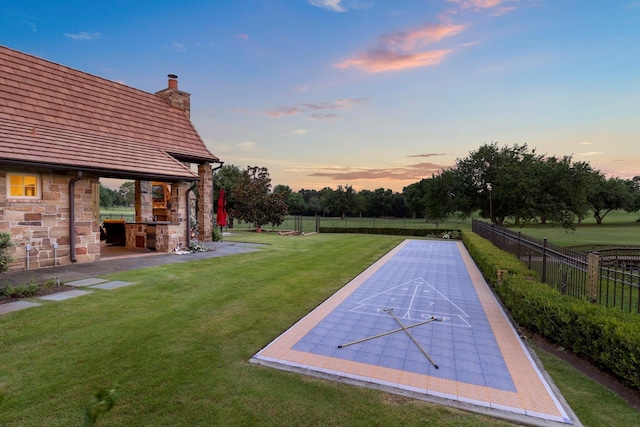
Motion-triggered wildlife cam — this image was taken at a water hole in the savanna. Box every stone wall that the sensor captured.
[0,169,100,271]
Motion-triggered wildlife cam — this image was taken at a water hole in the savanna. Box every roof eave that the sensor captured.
[0,159,200,182]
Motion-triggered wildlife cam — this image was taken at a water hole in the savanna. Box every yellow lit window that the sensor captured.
[8,174,39,198]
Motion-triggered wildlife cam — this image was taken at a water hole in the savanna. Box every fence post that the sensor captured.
[516,231,521,260]
[587,252,600,303]
[315,215,319,233]
[542,238,548,283]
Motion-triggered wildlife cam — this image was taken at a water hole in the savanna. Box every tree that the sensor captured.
[528,156,597,229]
[626,176,640,214]
[588,176,631,224]
[318,185,356,218]
[266,192,288,229]
[119,182,135,207]
[423,171,457,227]
[286,192,307,215]
[230,166,275,230]
[298,189,321,215]
[273,184,292,199]
[214,164,242,212]
[403,179,429,219]
[99,184,116,208]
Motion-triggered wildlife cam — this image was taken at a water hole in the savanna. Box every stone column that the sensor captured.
[135,180,153,222]
[197,163,213,242]
[169,181,190,250]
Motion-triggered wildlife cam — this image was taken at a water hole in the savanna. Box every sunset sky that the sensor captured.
[1,0,639,192]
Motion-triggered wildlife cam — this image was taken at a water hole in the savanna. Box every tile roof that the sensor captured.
[0,45,218,181]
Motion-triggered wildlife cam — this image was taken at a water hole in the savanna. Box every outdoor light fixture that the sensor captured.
[25,244,32,270]
[486,183,493,224]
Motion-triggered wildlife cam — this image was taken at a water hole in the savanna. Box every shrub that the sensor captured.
[0,232,13,273]
[462,229,640,389]
[212,226,222,242]
[5,280,39,298]
[318,227,462,238]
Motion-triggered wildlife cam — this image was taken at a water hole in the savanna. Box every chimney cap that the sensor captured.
[168,74,178,79]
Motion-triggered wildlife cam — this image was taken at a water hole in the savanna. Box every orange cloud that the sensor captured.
[407,153,451,158]
[336,22,464,73]
[308,162,446,181]
[260,98,370,118]
[381,23,465,50]
[336,49,453,73]
[447,0,517,15]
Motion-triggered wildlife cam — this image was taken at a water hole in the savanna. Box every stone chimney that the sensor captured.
[155,74,191,117]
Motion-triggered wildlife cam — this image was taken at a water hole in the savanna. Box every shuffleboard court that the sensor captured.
[251,240,580,426]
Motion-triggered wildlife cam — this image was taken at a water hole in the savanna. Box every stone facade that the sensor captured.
[0,169,100,271]
[197,163,213,242]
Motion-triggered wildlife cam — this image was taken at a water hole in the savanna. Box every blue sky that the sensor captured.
[2,0,639,192]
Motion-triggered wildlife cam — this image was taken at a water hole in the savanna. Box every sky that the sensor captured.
[1,0,639,192]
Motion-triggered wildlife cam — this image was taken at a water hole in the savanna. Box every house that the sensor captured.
[0,45,221,271]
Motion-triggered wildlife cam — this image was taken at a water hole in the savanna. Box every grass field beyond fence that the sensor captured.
[1,233,639,425]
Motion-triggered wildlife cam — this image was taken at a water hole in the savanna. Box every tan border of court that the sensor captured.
[251,240,582,426]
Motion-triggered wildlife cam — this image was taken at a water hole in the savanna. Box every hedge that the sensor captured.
[462,229,640,389]
[318,227,461,238]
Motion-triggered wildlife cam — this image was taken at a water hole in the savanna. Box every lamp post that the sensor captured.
[486,183,493,224]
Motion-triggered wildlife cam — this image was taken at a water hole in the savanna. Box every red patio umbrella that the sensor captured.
[217,188,228,227]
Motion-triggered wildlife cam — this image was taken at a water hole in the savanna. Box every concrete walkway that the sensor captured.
[1,240,261,286]
[0,240,261,315]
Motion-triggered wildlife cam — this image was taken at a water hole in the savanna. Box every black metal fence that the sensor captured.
[100,213,135,222]
[472,219,640,314]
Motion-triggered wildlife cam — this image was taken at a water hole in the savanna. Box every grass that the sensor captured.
[532,345,640,426]
[1,233,639,425]
[100,207,134,222]
[504,210,640,246]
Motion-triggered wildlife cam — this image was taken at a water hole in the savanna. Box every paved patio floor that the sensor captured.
[251,239,581,426]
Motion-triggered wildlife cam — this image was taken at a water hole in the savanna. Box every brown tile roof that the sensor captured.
[0,45,218,181]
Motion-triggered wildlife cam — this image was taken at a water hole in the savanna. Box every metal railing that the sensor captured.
[472,219,640,314]
[100,213,135,222]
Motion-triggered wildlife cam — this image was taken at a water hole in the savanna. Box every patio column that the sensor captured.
[135,180,153,222]
[197,163,213,241]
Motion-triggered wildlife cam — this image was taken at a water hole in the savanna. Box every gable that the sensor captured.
[0,45,218,180]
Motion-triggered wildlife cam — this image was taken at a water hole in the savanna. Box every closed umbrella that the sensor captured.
[217,188,228,228]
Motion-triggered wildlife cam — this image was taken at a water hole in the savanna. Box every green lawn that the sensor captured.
[1,233,638,425]
[100,207,134,222]
[503,210,640,247]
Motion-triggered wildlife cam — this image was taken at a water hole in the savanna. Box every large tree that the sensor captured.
[403,179,429,219]
[423,171,457,227]
[418,142,598,229]
[529,156,597,229]
[230,166,286,230]
[588,176,632,224]
[448,143,541,225]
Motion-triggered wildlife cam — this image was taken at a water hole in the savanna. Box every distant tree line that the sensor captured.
[214,148,640,230]
[404,143,640,229]
[103,143,640,230]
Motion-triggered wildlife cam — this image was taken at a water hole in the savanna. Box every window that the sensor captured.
[7,173,40,198]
